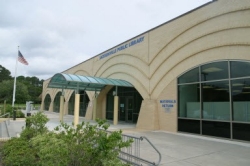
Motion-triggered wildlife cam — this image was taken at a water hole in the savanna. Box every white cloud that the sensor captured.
[0,0,211,80]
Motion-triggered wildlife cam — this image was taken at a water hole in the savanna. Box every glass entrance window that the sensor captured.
[119,97,126,121]
[68,92,75,115]
[79,91,89,117]
[127,97,133,122]
[44,94,51,111]
[178,60,250,142]
[68,91,89,117]
[53,92,62,113]
[106,87,142,123]
[119,96,133,122]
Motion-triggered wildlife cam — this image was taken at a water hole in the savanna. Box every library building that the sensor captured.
[41,0,250,142]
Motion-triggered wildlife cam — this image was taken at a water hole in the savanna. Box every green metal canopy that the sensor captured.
[48,73,133,91]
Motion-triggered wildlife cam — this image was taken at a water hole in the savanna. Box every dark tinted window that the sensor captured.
[233,123,250,141]
[202,121,230,138]
[178,119,200,134]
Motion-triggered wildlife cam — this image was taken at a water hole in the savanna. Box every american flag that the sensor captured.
[18,51,28,65]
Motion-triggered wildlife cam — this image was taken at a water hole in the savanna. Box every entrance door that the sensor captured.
[126,97,133,122]
[119,97,134,122]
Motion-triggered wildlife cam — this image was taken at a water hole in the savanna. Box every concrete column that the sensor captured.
[49,101,54,112]
[113,96,119,125]
[64,101,69,115]
[74,94,80,127]
[85,101,93,120]
[59,95,64,122]
[136,99,160,130]
[93,99,97,120]
[40,99,44,111]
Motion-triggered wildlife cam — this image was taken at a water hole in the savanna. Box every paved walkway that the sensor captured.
[5,111,250,166]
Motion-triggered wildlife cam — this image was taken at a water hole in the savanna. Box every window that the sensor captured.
[231,61,250,78]
[202,81,230,120]
[178,67,199,84]
[201,61,228,81]
[178,60,250,141]
[231,78,250,122]
[178,84,200,118]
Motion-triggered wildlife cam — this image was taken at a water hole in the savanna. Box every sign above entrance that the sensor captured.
[99,36,145,60]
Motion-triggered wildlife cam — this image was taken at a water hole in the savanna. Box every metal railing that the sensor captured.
[0,113,10,138]
[119,134,161,166]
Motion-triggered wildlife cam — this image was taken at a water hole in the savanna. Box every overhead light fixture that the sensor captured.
[243,86,250,89]
[232,83,244,86]
[215,88,227,90]
[202,67,223,73]
[203,85,213,88]
[233,90,241,92]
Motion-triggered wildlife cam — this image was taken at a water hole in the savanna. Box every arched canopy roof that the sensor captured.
[48,73,133,91]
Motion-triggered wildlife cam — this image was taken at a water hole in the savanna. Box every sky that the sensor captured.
[0,0,211,80]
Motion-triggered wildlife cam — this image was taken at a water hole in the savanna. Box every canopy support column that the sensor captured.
[74,89,80,127]
[113,86,118,125]
[93,99,97,120]
[93,91,98,120]
[59,91,64,122]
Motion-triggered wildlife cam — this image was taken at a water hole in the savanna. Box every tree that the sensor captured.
[0,64,43,104]
[0,80,30,104]
[17,76,43,104]
[0,65,12,82]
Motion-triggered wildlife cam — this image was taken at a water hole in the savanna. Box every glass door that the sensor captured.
[119,97,133,122]
[126,97,133,122]
[119,97,126,121]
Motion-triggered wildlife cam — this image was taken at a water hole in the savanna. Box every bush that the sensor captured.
[1,138,36,166]
[1,112,132,166]
[15,110,25,118]
[2,104,25,118]
[21,111,49,140]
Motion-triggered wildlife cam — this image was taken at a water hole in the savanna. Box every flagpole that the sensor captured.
[12,46,19,120]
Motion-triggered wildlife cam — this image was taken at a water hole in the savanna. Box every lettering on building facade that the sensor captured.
[99,36,145,59]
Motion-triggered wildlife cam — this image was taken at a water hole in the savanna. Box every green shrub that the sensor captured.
[1,112,132,166]
[15,110,25,118]
[2,104,25,118]
[20,111,49,139]
[2,138,36,166]
[49,120,132,166]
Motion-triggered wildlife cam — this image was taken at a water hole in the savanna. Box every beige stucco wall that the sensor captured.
[41,0,250,132]
[157,79,177,132]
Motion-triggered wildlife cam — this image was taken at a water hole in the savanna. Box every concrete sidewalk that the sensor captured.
[7,111,250,166]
